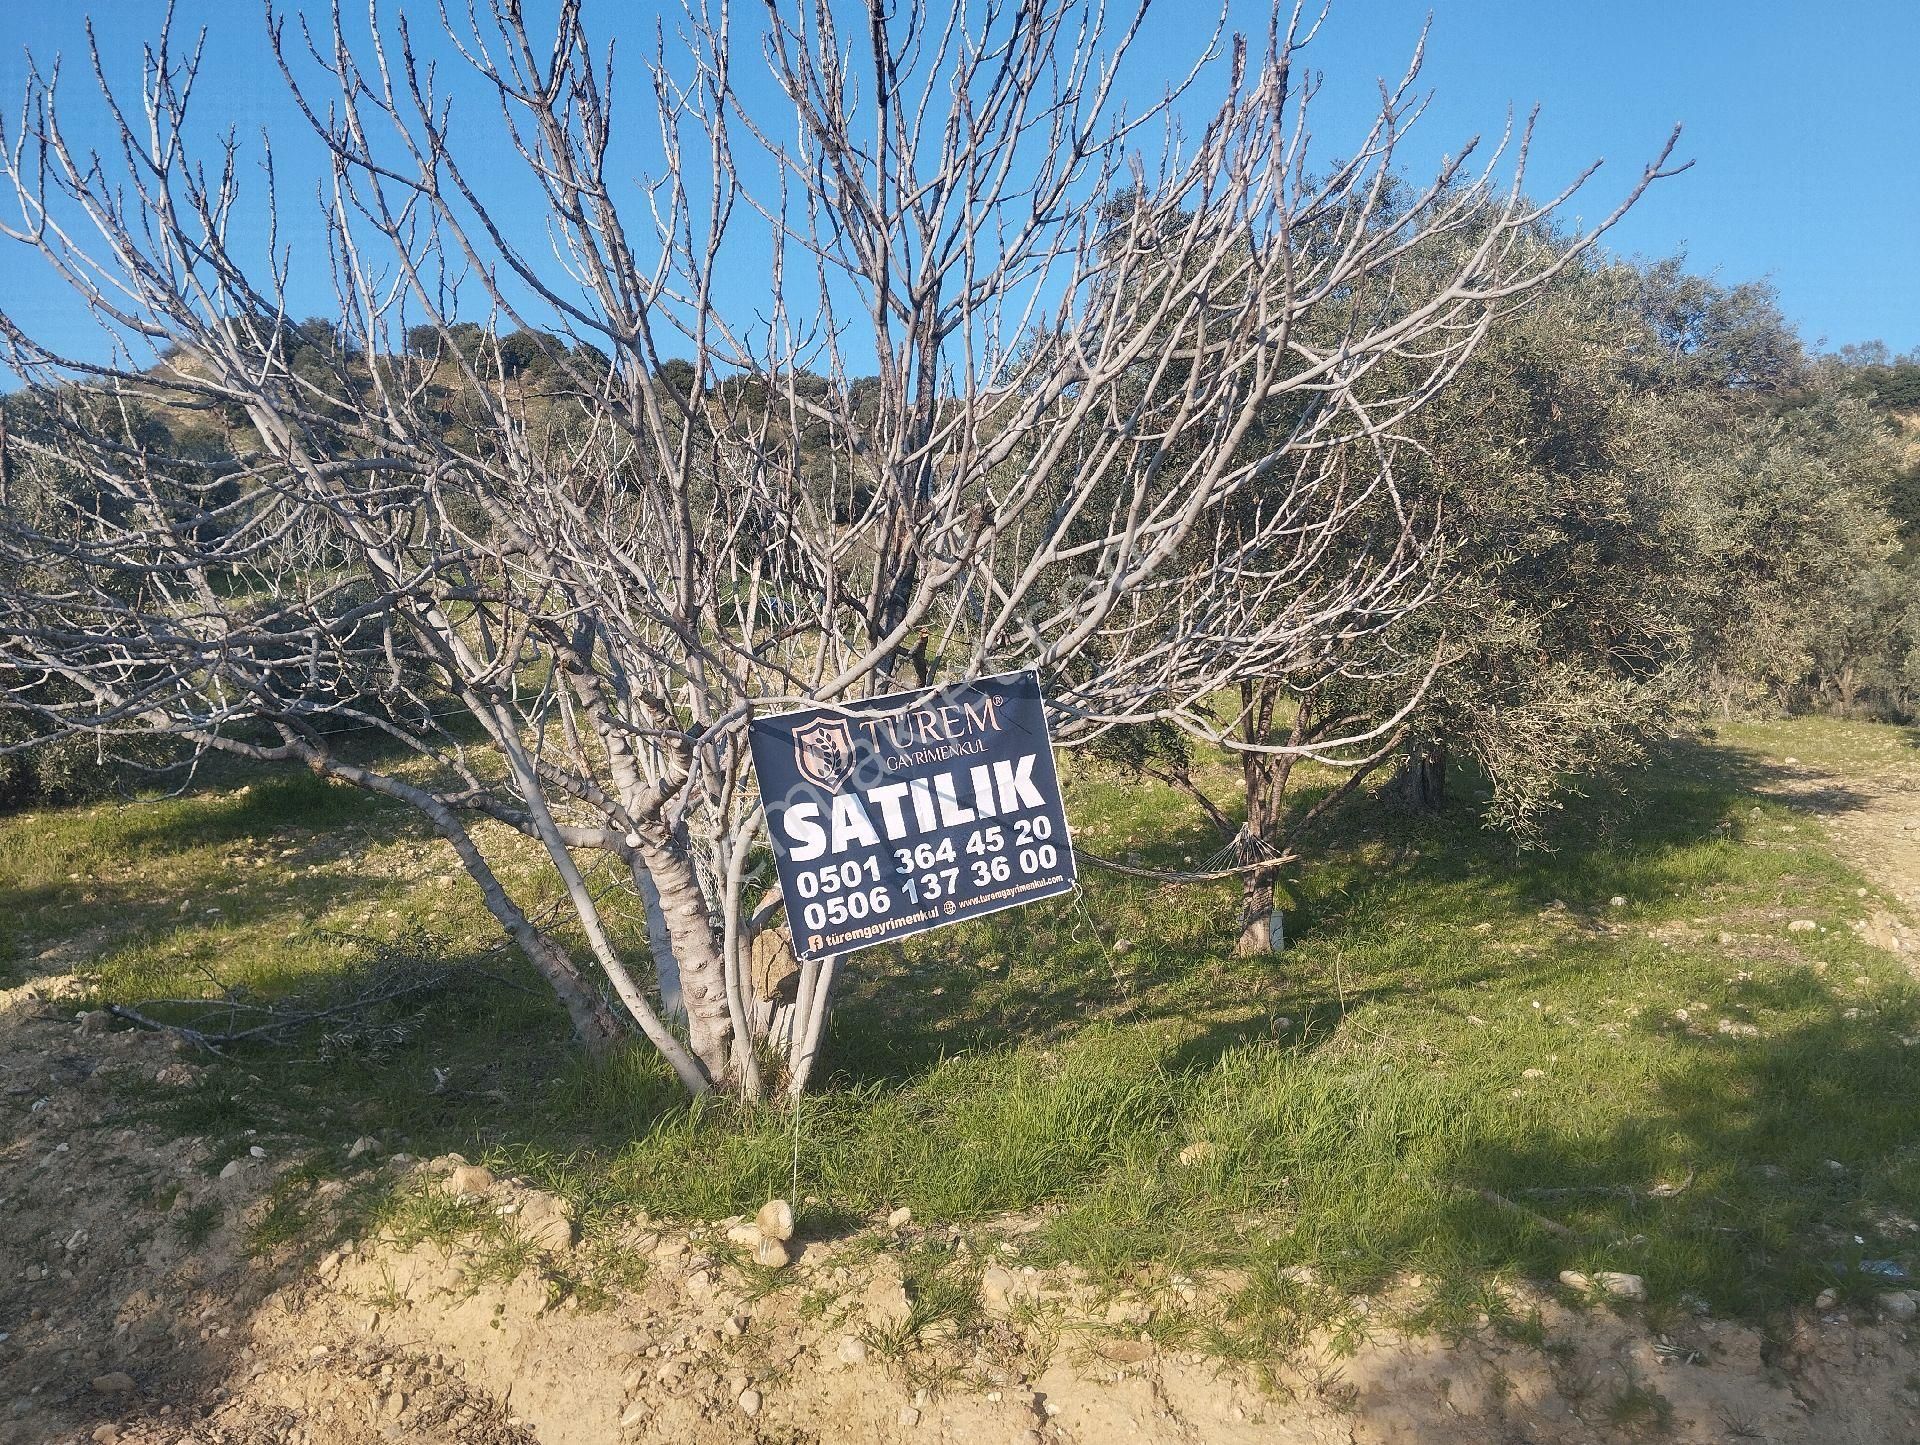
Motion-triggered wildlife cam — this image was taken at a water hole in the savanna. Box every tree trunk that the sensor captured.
[1232,729,1286,957]
[1394,737,1448,812]
[631,861,682,1020]
[490,716,715,1093]
[787,953,840,1097]
[1235,864,1283,956]
[636,838,738,1087]
[521,930,627,1055]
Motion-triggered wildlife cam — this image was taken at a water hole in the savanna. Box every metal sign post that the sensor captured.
[749,670,1077,961]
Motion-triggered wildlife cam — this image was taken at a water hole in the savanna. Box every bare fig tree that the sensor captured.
[0,0,1677,1097]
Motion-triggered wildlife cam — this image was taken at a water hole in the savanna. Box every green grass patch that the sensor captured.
[4,718,1918,1346]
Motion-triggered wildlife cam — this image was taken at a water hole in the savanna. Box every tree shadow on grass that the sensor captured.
[0,853,430,999]
[0,768,424,989]
[1402,1000,1920,1320]
[821,729,1855,1089]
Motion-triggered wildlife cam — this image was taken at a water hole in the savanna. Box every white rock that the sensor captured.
[517,1190,575,1251]
[619,1401,648,1429]
[886,1207,912,1229]
[1558,1270,1592,1292]
[1609,896,1627,908]
[1595,1271,1646,1301]
[753,1238,790,1269]
[347,1136,381,1161]
[756,1198,795,1243]
[898,1405,922,1427]
[725,1223,762,1248]
[90,1372,136,1394]
[248,1145,267,1159]
[218,1159,245,1180]
[738,1388,762,1417]
[837,1335,868,1365]
[1880,1290,1919,1323]
[1788,919,1817,933]
[443,1164,495,1197]
[980,1265,1020,1315]
[1176,1141,1215,1167]
[1521,1068,1546,1080]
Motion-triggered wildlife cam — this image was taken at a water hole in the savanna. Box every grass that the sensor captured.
[1601,1371,1674,1434]
[4,718,1919,1348]
[861,1245,986,1390]
[174,1197,224,1248]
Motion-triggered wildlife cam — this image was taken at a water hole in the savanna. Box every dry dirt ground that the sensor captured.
[1761,749,1920,969]
[3,753,1919,1445]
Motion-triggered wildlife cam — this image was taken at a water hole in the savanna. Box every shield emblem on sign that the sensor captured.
[792,716,856,791]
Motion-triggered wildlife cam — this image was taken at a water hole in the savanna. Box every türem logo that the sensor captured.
[792,716,856,791]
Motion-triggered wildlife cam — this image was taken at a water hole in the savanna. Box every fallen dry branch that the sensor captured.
[108,969,456,1055]
[1470,1186,1580,1242]
[1515,1169,1698,1203]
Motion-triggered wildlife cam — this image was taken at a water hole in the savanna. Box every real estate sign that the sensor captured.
[749,671,1077,960]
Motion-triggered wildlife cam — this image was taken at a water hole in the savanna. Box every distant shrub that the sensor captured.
[1850,362,1920,413]
[0,717,184,810]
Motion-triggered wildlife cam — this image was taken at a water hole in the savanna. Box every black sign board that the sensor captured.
[749,671,1077,960]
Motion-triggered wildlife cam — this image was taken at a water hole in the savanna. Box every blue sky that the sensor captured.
[0,0,1915,374]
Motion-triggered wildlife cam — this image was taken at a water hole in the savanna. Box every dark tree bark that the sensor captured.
[1395,736,1450,813]
[1233,682,1292,956]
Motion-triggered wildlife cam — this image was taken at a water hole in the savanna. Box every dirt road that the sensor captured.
[1761,744,1920,970]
